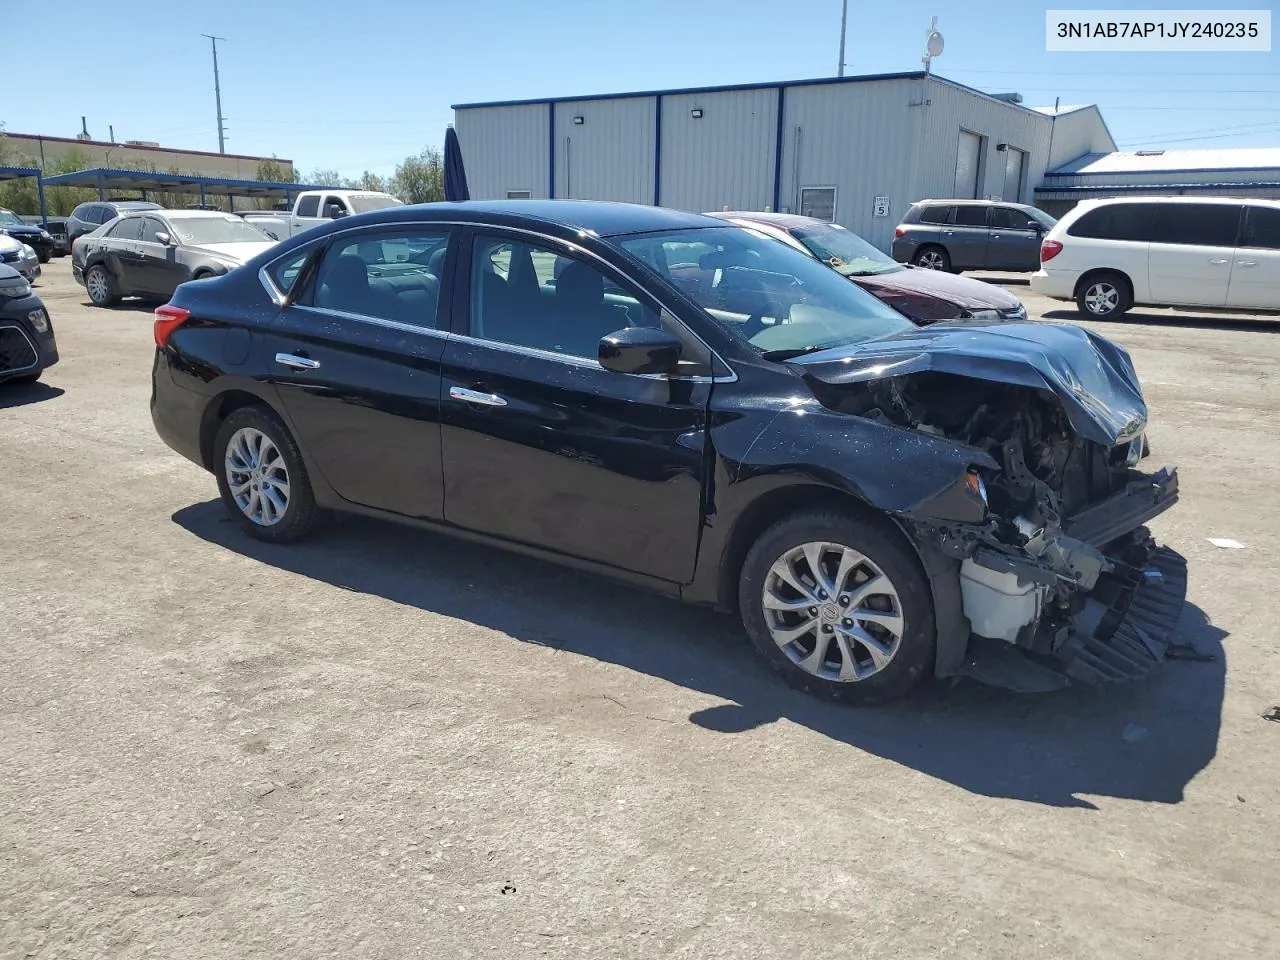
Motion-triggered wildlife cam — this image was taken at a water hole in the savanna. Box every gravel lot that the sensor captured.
[3,260,1278,959]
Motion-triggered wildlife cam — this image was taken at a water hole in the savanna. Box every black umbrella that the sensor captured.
[444,126,470,202]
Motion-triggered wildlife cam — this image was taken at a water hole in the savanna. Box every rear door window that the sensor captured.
[296,195,320,218]
[1067,203,1157,242]
[1239,206,1280,250]
[953,206,989,227]
[1153,203,1242,247]
[309,228,452,329]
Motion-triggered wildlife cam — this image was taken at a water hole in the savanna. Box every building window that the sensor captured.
[798,187,836,222]
[506,190,532,200]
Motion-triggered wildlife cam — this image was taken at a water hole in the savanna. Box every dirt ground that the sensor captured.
[2,260,1278,959]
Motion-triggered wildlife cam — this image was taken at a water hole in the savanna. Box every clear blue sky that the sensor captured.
[4,0,1277,179]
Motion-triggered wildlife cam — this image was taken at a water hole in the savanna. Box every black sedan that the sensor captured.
[0,207,56,263]
[150,201,1187,703]
[74,210,277,307]
[0,263,58,385]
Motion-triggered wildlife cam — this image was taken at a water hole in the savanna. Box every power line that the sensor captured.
[1117,120,1280,143]
[1119,127,1280,146]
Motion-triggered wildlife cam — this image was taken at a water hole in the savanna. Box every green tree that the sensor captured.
[359,170,386,193]
[390,147,444,204]
[307,168,350,188]
[256,157,287,183]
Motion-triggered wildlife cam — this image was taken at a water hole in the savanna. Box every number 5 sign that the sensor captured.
[872,196,891,217]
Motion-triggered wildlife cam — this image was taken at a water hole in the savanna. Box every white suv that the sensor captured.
[1031,196,1280,319]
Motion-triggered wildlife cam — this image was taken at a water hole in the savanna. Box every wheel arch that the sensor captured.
[1073,267,1133,300]
[198,388,278,471]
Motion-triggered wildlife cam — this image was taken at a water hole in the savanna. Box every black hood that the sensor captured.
[790,321,1147,447]
[1,224,43,238]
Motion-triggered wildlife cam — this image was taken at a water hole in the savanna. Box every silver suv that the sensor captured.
[892,200,1057,273]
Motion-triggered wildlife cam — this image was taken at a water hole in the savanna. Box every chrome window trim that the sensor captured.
[0,323,40,374]
[287,303,452,339]
[256,217,738,383]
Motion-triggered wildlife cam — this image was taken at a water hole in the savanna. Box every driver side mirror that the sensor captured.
[598,326,682,375]
[154,231,172,245]
[326,205,348,219]
[1026,219,1043,233]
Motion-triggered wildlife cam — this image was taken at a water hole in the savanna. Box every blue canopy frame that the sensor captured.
[39,167,322,209]
[0,166,48,226]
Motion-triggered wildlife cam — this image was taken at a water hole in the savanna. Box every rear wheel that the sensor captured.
[84,265,119,307]
[1075,272,1132,320]
[738,510,935,704]
[214,407,323,543]
[912,245,951,272]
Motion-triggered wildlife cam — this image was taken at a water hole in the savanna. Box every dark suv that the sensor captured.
[66,200,162,246]
[892,200,1057,273]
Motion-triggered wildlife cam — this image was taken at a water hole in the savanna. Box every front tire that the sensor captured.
[913,245,951,272]
[738,510,935,704]
[37,249,51,264]
[84,265,119,307]
[1075,272,1132,320]
[214,406,323,543]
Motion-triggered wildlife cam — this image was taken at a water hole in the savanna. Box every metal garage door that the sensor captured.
[1004,147,1025,202]
[954,130,982,199]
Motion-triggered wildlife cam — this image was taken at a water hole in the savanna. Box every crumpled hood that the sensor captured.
[791,321,1147,446]
[857,267,1023,312]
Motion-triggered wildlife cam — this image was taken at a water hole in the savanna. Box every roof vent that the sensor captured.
[124,140,161,147]
[989,92,1024,104]
[1135,150,1165,156]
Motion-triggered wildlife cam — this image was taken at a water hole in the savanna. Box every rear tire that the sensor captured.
[738,509,935,704]
[1075,271,1132,320]
[913,245,951,272]
[214,406,324,543]
[84,265,119,307]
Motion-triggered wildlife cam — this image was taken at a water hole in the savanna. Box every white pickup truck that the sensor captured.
[240,189,403,241]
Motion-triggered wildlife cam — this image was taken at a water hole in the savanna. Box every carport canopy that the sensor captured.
[0,165,48,225]
[39,167,324,208]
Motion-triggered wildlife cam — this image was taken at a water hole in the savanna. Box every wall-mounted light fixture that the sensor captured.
[690,108,704,119]
[996,142,1008,152]
[572,115,585,125]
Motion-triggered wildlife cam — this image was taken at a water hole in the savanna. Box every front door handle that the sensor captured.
[275,352,320,370]
[1209,258,1229,265]
[449,386,507,408]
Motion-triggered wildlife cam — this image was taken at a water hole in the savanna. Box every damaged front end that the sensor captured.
[795,321,1190,691]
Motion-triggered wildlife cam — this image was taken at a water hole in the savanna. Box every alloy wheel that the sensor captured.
[86,268,110,304]
[917,250,946,270]
[224,427,291,526]
[1084,282,1119,316]
[762,541,904,682]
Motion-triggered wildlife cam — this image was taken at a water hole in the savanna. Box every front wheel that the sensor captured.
[214,406,324,542]
[37,249,51,264]
[738,510,935,704]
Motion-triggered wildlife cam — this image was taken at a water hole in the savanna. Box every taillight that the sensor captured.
[894,225,906,238]
[1040,239,1063,263]
[154,304,190,347]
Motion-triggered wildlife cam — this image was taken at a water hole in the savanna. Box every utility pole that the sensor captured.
[202,34,228,153]
[837,0,848,76]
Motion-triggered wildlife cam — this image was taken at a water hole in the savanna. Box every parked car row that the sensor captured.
[148,199,1184,704]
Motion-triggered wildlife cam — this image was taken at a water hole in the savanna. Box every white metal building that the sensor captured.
[452,71,1116,250]
[1037,146,1280,215]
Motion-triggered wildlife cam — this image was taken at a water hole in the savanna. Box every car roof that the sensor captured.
[709,210,826,230]
[1076,195,1280,207]
[913,198,1036,209]
[366,200,725,238]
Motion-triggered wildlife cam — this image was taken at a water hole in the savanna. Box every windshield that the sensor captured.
[0,211,24,226]
[168,216,274,246]
[349,195,404,214]
[618,226,913,358]
[790,222,901,276]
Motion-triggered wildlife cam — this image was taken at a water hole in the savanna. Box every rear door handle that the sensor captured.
[1209,258,1229,265]
[275,352,320,370]
[449,386,507,408]
[1236,260,1258,267]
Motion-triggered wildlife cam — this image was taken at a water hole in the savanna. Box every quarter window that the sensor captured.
[267,248,312,298]
[1153,203,1242,247]
[1240,206,1280,250]
[310,229,451,328]
[295,195,320,218]
[918,205,950,224]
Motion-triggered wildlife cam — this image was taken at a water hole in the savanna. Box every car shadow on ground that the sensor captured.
[173,501,1228,809]
[0,381,65,408]
[1044,308,1280,334]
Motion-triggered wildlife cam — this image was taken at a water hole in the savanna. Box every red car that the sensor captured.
[709,211,1027,324]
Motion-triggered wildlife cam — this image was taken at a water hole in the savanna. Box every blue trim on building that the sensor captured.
[1036,181,1280,195]
[653,95,663,206]
[1047,164,1280,178]
[454,70,927,110]
[548,102,556,199]
[772,86,785,213]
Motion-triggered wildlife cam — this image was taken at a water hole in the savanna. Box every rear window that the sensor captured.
[953,206,988,227]
[1067,203,1157,242]
[917,205,950,224]
[1152,203,1242,247]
